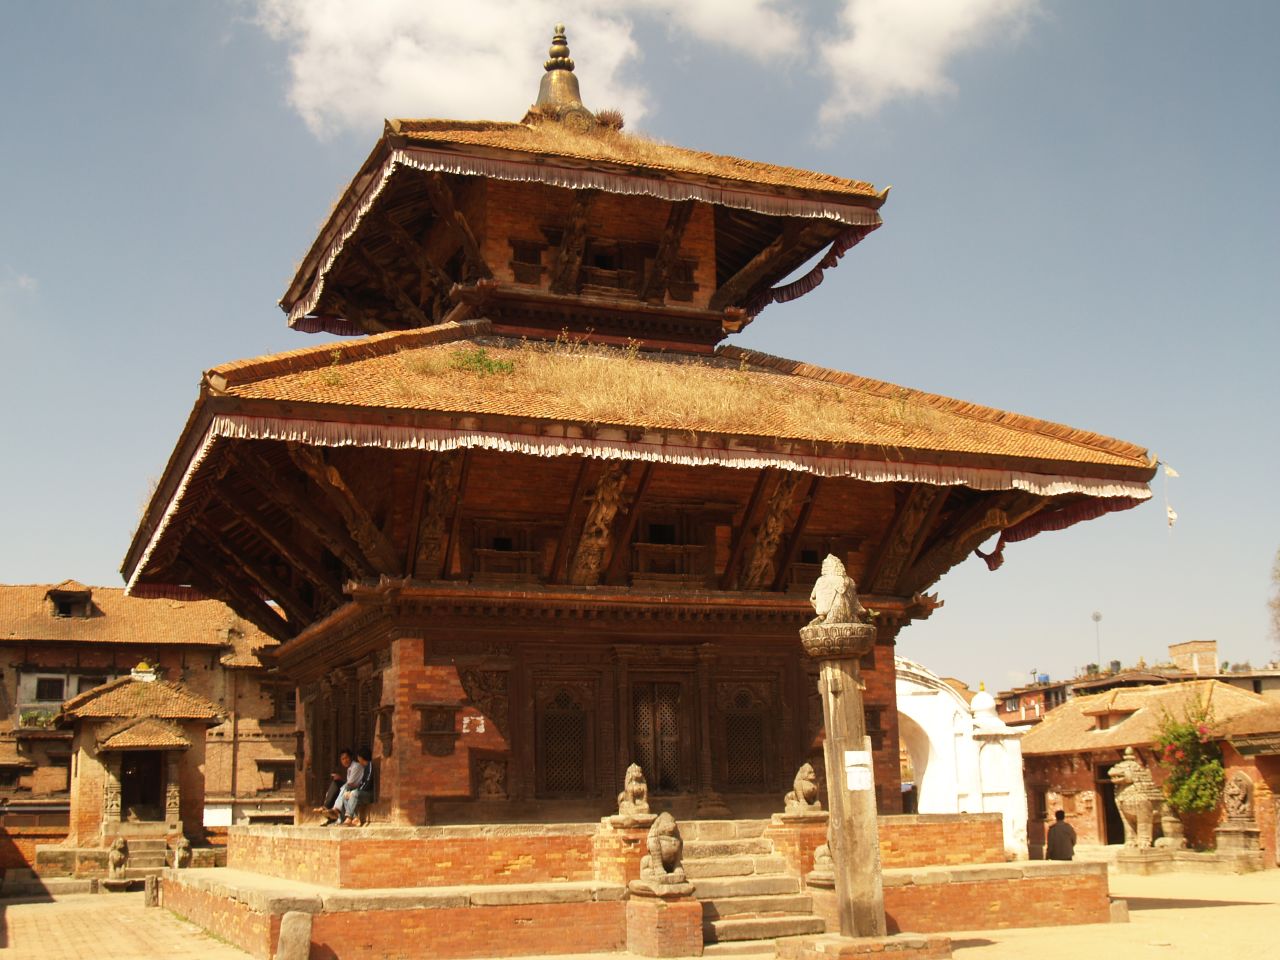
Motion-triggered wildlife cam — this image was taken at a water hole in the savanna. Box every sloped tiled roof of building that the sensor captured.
[0,584,277,664]
[1021,680,1268,755]
[391,119,881,200]
[60,676,223,722]
[96,717,194,751]
[207,323,1153,476]
[1218,700,1280,738]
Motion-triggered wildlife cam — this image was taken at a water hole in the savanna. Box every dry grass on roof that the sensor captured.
[384,337,948,444]
[397,119,878,198]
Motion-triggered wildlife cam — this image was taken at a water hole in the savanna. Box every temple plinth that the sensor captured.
[800,559,886,938]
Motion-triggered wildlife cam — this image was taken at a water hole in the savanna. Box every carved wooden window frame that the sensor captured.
[533,681,596,799]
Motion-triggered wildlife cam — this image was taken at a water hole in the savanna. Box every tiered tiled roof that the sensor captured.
[0,583,276,665]
[1021,680,1268,755]
[207,323,1152,477]
[60,676,223,722]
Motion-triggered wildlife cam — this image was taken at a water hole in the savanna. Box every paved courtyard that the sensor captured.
[0,871,1276,959]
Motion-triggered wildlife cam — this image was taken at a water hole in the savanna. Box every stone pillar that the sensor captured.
[694,645,731,817]
[800,621,886,938]
[165,755,182,827]
[626,890,704,958]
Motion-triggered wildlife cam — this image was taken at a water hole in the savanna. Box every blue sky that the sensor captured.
[1,2,1276,690]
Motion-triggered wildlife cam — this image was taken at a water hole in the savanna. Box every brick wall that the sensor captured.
[228,825,597,889]
[593,821,651,885]
[765,813,1006,881]
[310,901,627,960]
[162,875,279,959]
[809,864,1110,934]
[0,825,68,869]
[1224,745,1278,865]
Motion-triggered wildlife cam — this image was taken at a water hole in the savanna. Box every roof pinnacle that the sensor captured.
[531,23,594,129]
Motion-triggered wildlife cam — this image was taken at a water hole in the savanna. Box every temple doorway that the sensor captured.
[1095,766,1124,844]
[120,751,165,821]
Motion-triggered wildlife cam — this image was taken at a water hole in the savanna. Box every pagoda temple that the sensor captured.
[123,27,1155,829]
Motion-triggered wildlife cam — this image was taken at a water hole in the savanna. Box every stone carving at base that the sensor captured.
[629,812,694,897]
[107,837,129,880]
[1154,803,1186,850]
[617,763,651,817]
[806,841,835,889]
[1224,771,1253,821]
[175,836,192,869]
[784,762,823,815]
[1108,747,1163,848]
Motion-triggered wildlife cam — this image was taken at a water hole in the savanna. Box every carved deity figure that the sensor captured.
[174,836,192,869]
[616,763,651,816]
[808,555,868,627]
[1107,747,1163,848]
[107,836,129,879]
[638,812,686,885]
[784,762,822,814]
[1224,771,1253,821]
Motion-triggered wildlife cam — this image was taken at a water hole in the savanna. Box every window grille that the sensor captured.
[541,689,586,793]
[633,682,682,792]
[725,713,765,786]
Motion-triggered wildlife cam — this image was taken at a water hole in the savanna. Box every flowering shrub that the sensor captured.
[1153,704,1224,813]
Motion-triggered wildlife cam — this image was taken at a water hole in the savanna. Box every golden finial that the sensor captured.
[545,23,574,72]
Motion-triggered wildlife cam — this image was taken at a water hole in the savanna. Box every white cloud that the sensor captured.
[253,0,802,138]
[1,267,38,294]
[818,0,1037,125]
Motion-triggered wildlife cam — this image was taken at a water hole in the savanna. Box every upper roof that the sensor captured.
[1020,680,1268,755]
[60,675,223,723]
[392,119,881,201]
[208,322,1152,479]
[0,582,276,665]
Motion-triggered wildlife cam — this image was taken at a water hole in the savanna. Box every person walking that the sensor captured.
[1046,809,1077,861]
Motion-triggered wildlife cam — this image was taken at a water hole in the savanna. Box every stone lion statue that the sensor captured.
[1224,771,1253,821]
[616,762,650,817]
[784,762,822,814]
[638,812,686,885]
[808,555,868,627]
[107,836,129,879]
[1107,747,1163,848]
[175,836,192,869]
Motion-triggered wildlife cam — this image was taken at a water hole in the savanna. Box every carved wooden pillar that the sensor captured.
[103,754,122,826]
[614,648,632,783]
[695,645,731,817]
[165,754,182,824]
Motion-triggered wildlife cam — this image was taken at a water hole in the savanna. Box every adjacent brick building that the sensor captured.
[0,581,297,841]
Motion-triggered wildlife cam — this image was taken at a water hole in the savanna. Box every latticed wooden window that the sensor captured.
[724,688,766,787]
[541,689,587,794]
[633,682,682,792]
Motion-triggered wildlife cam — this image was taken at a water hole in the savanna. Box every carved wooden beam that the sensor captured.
[720,470,773,590]
[325,288,394,334]
[901,491,1046,595]
[639,200,695,302]
[350,246,431,328]
[550,459,595,584]
[437,451,471,580]
[709,222,810,311]
[771,476,822,592]
[182,539,295,641]
[603,463,655,585]
[231,446,377,580]
[567,461,632,586]
[412,451,466,579]
[191,522,315,626]
[549,190,596,295]
[864,486,949,595]
[739,472,808,591]
[211,486,344,607]
[421,172,492,281]
[287,443,401,577]
[380,212,452,306]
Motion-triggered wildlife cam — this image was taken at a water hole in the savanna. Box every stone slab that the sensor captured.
[277,910,313,960]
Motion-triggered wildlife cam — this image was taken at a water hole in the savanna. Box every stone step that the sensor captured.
[685,856,789,879]
[703,934,822,958]
[683,839,774,859]
[692,875,801,899]
[123,866,167,879]
[701,894,814,921]
[704,915,826,943]
[679,820,769,842]
[128,856,169,868]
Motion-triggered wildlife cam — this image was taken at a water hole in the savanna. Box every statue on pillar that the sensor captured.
[107,837,129,880]
[629,812,694,896]
[809,555,869,627]
[784,762,823,815]
[616,763,651,817]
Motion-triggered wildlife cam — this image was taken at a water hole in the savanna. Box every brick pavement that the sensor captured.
[0,892,251,960]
